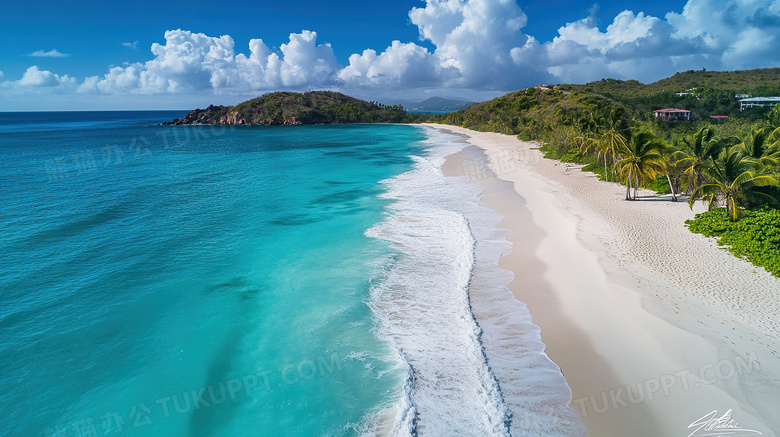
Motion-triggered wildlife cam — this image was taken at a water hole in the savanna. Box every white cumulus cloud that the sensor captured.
[4,0,780,109]
[341,0,780,88]
[28,49,70,58]
[339,41,440,87]
[18,66,75,87]
[543,0,780,83]
[78,29,339,95]
[410,0,538,87]
[340,0,553,90]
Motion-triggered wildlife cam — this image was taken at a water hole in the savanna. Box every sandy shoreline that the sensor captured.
[431,124,780,436]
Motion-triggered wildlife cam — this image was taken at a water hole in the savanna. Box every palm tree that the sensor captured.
[660,148,685,201]
[672,127,725,193]
[766,105,780,141]
[572,114,597,150]
[740,127,780,169]
[592,108,629,182]
[616,130,667,200]
[688,145,780,221]
[575,114,602,168]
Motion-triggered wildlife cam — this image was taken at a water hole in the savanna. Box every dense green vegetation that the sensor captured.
[561,68,780,118]
[429,69,780,206]
[686,207,780,276]
[431,68,780,137]
[168,91,408,126]
[430,68,780,276]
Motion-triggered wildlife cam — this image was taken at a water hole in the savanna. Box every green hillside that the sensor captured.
[432,68,780,137]
[166,91,407,126]
[432,68,780,277]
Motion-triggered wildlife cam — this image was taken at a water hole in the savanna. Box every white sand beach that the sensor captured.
[432,124,780,436]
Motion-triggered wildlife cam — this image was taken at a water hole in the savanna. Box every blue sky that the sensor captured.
[1,0,778,110]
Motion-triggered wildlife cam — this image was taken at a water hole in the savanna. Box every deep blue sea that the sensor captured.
[0,112,585,436]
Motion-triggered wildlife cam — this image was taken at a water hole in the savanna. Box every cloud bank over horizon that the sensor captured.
[1,0,779,108]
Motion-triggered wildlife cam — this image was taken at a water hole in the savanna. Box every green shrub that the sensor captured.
[559,148,583,163]
[539,144,562,160]
[581,161,608,181]
[686,206,780,277]
[647,174,671,194]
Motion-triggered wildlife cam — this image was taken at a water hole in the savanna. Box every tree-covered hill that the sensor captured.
[432,68,780,137]
[166,91,407,126]
[565,68,780,117]
[431,68,780,276]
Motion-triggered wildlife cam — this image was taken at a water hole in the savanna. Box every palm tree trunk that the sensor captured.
[633,173,639,200]
[625,168,632,200]
[728,197,738,221]
[689,172,700,194]
[604,155,609,182]
[666,174,678,201]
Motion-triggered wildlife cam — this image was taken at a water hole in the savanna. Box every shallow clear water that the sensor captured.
[0,113,421,436]
[0,113,583,437]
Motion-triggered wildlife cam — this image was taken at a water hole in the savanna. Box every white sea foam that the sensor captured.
[365,127,586,436]
[366,131,509,436]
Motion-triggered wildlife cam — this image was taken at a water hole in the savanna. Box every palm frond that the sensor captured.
[731,170,759,188]
[689,184,722,209]
[749,174,780,187]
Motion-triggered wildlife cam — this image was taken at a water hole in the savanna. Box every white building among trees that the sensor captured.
[739,97,780,111]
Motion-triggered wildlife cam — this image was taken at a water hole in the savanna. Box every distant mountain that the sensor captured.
[165,91,406,126]
[408,97,477,111]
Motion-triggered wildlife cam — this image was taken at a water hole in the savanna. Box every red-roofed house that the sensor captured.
[653,108,691,121]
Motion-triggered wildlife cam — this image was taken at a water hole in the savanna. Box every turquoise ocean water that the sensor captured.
[0,112,584,436]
